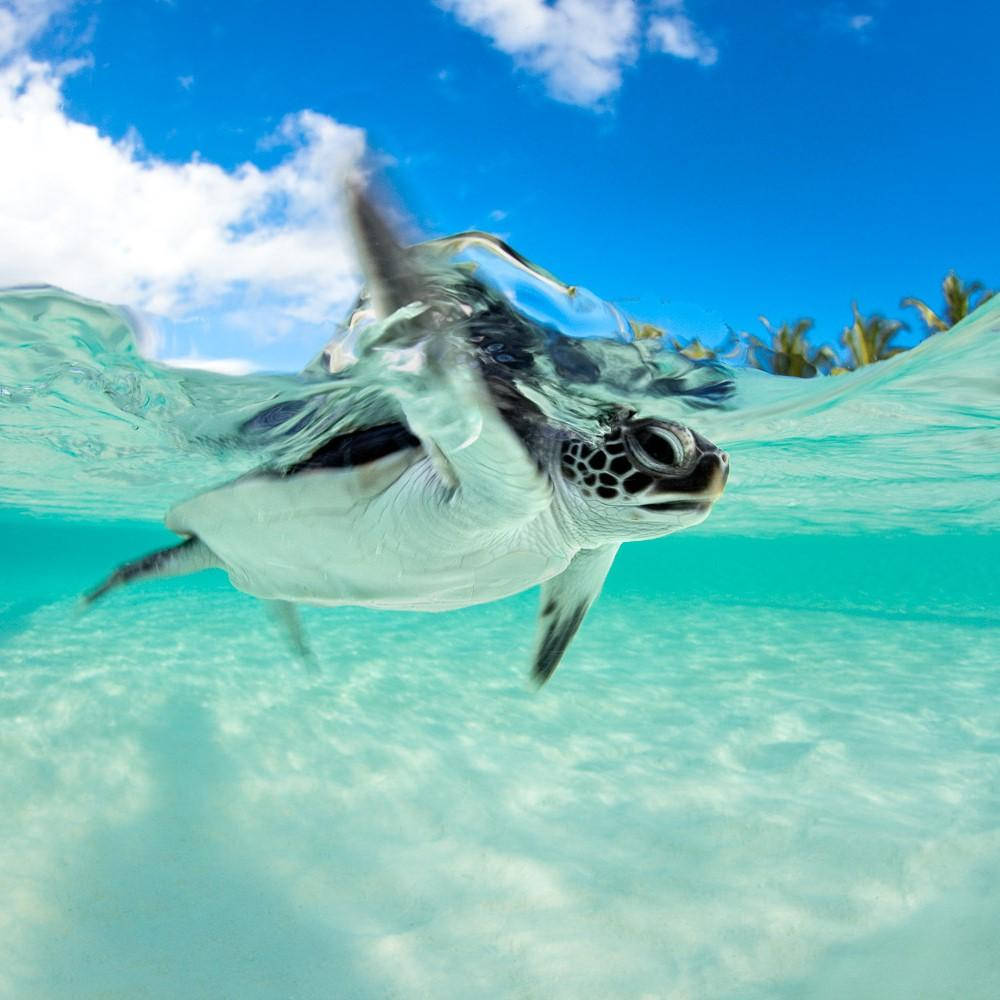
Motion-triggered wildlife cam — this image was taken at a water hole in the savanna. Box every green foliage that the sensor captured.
[841,302,906,368]
[747,316,838,377]
[669,337,717,361]
[627,269,992,378]
[901,271,995,334]
[628,320,718,361]
[630,320,667,341]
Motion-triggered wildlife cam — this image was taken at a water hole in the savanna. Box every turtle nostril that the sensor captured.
[714,452,730,488]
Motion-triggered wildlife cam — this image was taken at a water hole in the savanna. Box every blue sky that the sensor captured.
[1,0,998,371]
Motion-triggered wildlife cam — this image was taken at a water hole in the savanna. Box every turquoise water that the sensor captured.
[1,281,999,998]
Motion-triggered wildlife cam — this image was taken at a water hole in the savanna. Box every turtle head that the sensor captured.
[557,415,729,541]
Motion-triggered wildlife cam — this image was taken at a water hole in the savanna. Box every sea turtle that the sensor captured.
[86,183,730,684]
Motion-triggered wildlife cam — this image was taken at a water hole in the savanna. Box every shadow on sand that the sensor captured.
[21,692,379,1000]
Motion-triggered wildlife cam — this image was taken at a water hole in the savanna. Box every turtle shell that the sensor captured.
[240,231,735,472]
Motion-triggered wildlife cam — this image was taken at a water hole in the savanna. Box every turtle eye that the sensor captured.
[629,425,683,471]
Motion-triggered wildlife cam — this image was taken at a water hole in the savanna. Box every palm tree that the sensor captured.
[841,302,906,367]
[669,336,717,361]
[749,316,837,377]
[901,271,994,335]
[630,320,666,341]
[629,320,718,361]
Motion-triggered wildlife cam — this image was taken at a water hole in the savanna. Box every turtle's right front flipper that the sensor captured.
[531,544,619,685]
[83,536,219,605]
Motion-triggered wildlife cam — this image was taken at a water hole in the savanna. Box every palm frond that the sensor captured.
[900,296,947,334]
[903,271,996,334]
[841,302,906,367]
[630,320,666,341]
[749,315,834,377]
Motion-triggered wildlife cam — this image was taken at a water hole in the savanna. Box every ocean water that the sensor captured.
[1,276,998,998]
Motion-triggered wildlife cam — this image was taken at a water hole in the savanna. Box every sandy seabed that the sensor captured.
[1,562,997,999]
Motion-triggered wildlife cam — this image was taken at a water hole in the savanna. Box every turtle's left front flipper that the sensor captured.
[346,180,551,526]
[532,544,619,685]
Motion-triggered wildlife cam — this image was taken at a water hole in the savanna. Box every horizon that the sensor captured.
[1,0,997,373]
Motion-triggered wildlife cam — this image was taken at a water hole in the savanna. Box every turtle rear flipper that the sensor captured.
[83,536,219,605]
[266,600,319,674]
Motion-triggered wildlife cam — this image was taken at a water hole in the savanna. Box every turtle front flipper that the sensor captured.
[346,181,551,525]
[532,544,619,685]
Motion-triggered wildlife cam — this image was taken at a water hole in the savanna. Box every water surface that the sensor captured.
[1,273,998,998]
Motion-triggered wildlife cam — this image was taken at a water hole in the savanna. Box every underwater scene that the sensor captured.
[1,230,999,1000]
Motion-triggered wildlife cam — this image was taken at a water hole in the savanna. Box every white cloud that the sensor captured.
[648,5,718,66]
[0,0,72,60]
[435,0,639,105]
[0,0,370,371]
[0,56,366,363]
[824,4,877,37]
[435,0,717,106]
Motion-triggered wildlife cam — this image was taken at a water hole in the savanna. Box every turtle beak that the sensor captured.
[680,447,730,499]
[639,448,729,512]
[690,430,728,497]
